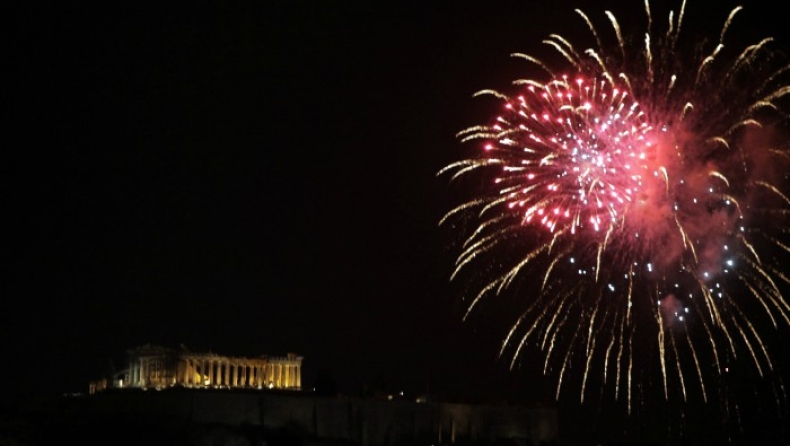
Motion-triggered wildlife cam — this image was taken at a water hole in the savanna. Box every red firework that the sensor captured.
[440,1,790,410]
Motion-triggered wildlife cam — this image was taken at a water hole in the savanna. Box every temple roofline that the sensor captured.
[90,345,303,394]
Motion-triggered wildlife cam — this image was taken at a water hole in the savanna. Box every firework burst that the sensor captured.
[439,1,790,411]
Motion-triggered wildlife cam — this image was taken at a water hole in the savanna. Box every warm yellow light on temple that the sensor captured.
[89,344,303,394]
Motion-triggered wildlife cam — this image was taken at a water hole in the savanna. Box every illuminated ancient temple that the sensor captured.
[91,344,303,393]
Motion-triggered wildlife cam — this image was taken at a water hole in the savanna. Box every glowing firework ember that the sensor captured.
[439,1,790,410]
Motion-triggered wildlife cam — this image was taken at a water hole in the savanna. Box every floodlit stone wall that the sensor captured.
[89,390,559,445]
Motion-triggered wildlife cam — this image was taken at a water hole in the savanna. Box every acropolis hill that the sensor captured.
[74,344,558,446]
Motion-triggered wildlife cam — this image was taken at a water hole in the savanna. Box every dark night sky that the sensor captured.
[8,0,790,443]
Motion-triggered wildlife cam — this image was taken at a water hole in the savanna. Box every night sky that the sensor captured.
[8,0,790,443]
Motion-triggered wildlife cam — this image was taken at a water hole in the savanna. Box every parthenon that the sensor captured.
[90,344,303,393]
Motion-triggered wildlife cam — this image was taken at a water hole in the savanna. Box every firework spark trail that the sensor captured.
[669,329,687,401]
[685,326,708,402]
[627,330,633,413]
[603,311,617,385]
[439,1,790,406]
[657,305,668,400]
[615,315,624,401]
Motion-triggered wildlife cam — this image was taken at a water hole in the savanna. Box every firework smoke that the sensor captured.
[439,1,790,411]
